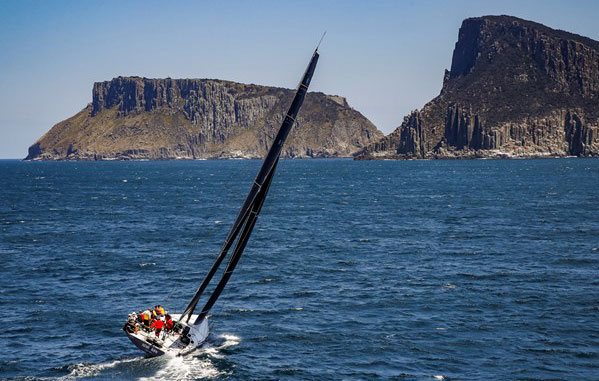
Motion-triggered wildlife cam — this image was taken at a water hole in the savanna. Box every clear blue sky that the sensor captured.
[1,0,598,158]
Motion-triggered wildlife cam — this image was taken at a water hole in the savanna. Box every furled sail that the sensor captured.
[179,48,320,325]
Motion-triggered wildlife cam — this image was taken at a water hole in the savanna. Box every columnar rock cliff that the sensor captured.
[357,15,599,159]
[27,78,382,160]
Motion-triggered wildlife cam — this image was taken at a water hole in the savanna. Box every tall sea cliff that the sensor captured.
[27,78,382,160]
[357,15,599,159]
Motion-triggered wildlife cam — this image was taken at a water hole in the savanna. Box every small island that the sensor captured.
[26,78,382,160]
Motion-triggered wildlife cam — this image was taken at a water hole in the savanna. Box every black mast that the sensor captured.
[179,48,320,325]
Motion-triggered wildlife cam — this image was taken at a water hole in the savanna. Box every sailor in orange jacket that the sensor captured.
[165,314,174,332]
[150,316,165,337]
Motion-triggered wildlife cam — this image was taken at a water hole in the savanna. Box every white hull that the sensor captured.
[124,314,209,357]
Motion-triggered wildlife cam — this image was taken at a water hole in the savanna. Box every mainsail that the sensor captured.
[179,48,320,326]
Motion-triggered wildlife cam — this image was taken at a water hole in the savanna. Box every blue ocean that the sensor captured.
[1,158,598,380]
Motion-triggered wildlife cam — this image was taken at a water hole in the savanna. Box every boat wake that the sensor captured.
[140,334,241,380]
[137,355,221,381]
[59,334,240,380]
[59,357,142,379]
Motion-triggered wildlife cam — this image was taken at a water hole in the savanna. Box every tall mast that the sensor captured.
[179,48,320,324]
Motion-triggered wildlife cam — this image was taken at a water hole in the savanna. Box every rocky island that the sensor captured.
[26,78,382,160]
[357,15,599,160]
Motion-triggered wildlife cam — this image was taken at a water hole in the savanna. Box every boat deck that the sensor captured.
[124,314,204,357]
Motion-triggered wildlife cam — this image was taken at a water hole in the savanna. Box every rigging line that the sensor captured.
[180,129,292,321]
[177,236,232,323]
[170,233,201,302]
[179,175,267,322]
[194,158,279,325]
[179,191,258,322]
[196,207,258,323]
[316,31,326,50]
[195,160,277,324]
[180,154,277,323]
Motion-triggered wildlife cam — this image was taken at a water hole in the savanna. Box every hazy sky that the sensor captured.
[1,0,598,158]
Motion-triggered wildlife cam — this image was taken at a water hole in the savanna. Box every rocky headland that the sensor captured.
[27,78,382,160]
[357,15,599,160]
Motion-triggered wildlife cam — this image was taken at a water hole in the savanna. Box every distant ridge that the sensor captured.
[357,15,599,159]
[27,77,383,160]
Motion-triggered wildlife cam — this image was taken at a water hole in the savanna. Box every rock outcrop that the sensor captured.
[27,77,382,160]
[357,15,599,159]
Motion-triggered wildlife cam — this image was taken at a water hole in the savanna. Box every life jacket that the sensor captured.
[151,319,164,330]
[165,319,174,330]
[143,311,150,320]
[158,306,165,315]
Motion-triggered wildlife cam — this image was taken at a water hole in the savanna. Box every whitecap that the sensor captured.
[218,333,241,348]
[232,308,254,313]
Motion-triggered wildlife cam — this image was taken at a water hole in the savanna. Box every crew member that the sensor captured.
[142,310,151,329]
[151,316,165,337]
[165,314,174,332]
[124,314,138,334]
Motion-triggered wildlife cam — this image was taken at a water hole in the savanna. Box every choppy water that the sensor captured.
[1,158,598,380]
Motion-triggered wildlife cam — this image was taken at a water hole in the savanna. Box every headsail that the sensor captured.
[179,48,320,325]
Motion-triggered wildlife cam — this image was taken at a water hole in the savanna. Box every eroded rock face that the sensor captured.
[357,15,599,160]
[27,78,382,160]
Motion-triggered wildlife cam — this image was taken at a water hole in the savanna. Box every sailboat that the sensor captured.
[123,46,320,357]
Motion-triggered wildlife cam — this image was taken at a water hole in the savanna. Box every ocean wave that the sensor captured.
[58,357,142,379]
[250,276,280,284]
